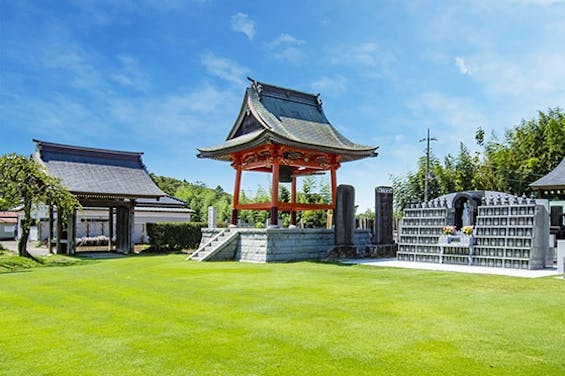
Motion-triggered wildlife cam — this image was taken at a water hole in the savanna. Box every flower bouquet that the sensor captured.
[442,225,456,235]
[462,225,473,235]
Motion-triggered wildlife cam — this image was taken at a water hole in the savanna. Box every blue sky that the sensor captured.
[1,0,564,211]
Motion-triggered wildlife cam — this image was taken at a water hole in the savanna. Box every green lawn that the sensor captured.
[1,255,564,375]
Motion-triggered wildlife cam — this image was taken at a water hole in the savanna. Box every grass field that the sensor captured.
[1,254,564,375]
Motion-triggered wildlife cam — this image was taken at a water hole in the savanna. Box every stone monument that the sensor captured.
[331,185,357,258]
[374,186,397,257]
[207,206,217,229]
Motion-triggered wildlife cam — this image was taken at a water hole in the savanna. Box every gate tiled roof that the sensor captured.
[33,140,165,199]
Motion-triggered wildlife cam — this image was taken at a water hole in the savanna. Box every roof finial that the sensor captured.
[315,93,323,111]
[247,76,263,98]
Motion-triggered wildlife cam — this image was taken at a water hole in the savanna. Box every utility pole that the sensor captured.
[419,128,438,202]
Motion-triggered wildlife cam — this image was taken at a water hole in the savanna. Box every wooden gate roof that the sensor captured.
[197,78,378,162]
[33,140,165,200]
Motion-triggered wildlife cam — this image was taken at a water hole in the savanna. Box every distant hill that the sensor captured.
[150,174,232,223]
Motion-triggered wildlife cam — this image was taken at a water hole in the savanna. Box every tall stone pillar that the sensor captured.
[374,186,394,244]
[373,186,397,257]
[208,206,217,229]
[333,185,356,258]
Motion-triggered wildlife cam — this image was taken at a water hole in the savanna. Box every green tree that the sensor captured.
[150,174,232,224]
[392,154,441,210]
[149,173,187,196]
[279,185,290,203]
[0,153,80,258]
[483,108,565,194]
[392,108,565,210]
[454,143,476,191]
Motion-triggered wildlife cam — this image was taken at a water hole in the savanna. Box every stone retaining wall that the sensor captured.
[200,228,376,262]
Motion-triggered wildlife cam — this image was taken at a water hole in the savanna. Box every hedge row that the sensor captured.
[146,222,207,252]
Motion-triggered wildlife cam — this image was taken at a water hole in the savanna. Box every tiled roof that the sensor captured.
[0,212,18,224]
[136,195,193,211]
[34,140,165,199]
[530,157,565,189]
[198,79,378,162]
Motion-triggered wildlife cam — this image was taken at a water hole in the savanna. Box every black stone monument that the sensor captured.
[331,184,357,258]
[373,186,397,257]
[375,186,394,244]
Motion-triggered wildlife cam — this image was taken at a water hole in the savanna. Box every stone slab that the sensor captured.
[557,240,565,273]
[342,258,560,279]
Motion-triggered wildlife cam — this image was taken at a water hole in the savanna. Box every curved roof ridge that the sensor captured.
[34,139,143,158]
[530,157,565,188]
[197,79,379,162]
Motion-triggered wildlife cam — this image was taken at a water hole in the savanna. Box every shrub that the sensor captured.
[146,222,207,252]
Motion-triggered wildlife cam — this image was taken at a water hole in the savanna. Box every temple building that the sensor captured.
[198,78,378,226]
[193,79,379,262]
[33,140,166,254]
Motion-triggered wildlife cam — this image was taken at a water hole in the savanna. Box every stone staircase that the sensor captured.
[187,228,239,262]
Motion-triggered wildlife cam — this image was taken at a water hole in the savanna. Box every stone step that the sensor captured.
[187,228,237,262]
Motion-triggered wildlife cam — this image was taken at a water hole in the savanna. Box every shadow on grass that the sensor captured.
[0,267,35,275]
[285,259,357,267]
[0,253,92,274]
[74,249,188,260]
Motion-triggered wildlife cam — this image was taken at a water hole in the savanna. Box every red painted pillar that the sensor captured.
[290,175,297,226]
[231,166,242,225]
[330,166,337,207]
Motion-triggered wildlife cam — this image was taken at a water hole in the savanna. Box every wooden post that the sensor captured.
[271,155,280,226]
[116,207,123,253]
[48,205,54,253]
[231,166,242,225]
[67,209,76,255]
[108,207,114,251]
[128,201,135,253]
[56,210,62,255]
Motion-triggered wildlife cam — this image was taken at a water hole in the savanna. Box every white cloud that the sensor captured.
[471,52,565,100]
[268,33,304,48]
[109,83,241,143]
[2,93,114,142]
[267,33,305,64]
[311,75,348,97]
[407,92,486,153]
[330,42,396,78]
[332,42,378,66]
[35,39,149,95]
[40,41,108,92]
[111,54,150,91]
[230,12,256,40]
[511,0,565,5]
[200,51,249,86]
[455,56,473,75]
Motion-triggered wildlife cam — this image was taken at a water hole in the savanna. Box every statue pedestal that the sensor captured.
[439,234,473,246]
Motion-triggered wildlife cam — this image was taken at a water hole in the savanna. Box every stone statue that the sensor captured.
[462,202,472,227]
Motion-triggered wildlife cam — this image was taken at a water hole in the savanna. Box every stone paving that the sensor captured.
[1,240,50,256]
[342,258,561,279]
[0,241,126,259]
